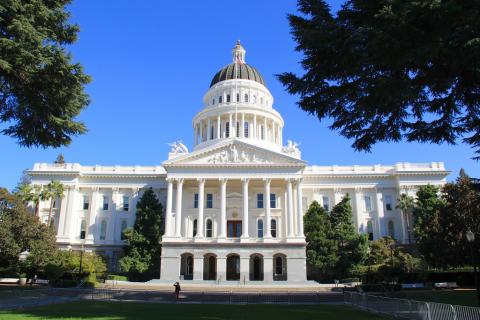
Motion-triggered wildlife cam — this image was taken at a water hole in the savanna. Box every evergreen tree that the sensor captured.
[412,185,445,267]
[303,201,337,274]
[119,188,164,280]
[329,195,368,278]
[0,0,91,147]
[279,0,480,159]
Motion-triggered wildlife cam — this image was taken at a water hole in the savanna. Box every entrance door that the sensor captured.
[226,255,240,280]
[208,256,216,280]
[227,221,242,238]
[253,257,261,280]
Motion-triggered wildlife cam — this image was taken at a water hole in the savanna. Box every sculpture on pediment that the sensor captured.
[282,140,300,157]
[168,141,189,155]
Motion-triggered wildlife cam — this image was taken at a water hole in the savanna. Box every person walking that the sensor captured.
[173,282,181,300]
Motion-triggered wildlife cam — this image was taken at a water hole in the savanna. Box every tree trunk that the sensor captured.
[35,201,40,218]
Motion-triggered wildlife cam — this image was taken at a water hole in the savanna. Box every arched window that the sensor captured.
[388,220,395,239]
[226,122,230,138]
[236,121,240,137]
[275,256,282,274]
[273,254,287,281]
[226,94,231,103]
[206,219,213,238]
[257,219,264,238]
[244,122,249,138]
[120,220,127,240]
[193,219,197,237]
[271,219,277,238]
[100,220,107,240]
[219,96,223,104]
[366,220,373,240]
[80,220,86,239]
[244,94,249,102]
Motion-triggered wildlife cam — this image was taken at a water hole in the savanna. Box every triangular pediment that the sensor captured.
[163,140,306,167]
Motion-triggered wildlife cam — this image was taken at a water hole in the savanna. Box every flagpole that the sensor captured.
[234,46,238,138]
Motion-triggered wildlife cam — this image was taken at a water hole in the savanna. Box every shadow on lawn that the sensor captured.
[2,301,389,320]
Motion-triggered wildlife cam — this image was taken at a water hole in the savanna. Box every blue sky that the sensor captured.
[0,0,477,190]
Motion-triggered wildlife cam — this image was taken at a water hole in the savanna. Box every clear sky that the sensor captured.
[0,0,477,190]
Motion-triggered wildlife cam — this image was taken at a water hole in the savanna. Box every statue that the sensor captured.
[168,141,188,155]
[282,140,301,157]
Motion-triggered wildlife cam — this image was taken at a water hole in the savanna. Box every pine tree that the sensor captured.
[119,188,164,280]
[329,195,368,278]
[303,201,337,274]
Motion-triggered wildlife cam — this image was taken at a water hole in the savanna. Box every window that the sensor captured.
[364,195,372,211]
[80,220,86,239]
[206,193,213,208]
[275,256,283,275]
[212,98,215,105]
[120,220,127,240]
[257,193,264,208]
[236,121,240,137]
[260,97,264,104]
[260,125,264,140]
[244,122,249,138]
[102,196,109,211]
[206,219,213,238]
[271,219,277,238]
[194,193,199,209]
[244,94,249,102]
[236,93,240,102]
[210,126,214,140]
[123,196,129,211]
[385,195,393,211]
[257,219,264,238]
[322,196,330,211]
[388,220,395,239]
[193,219,197,237]
[226,122,230,138]
[219,96,222,103]
[366,220,373,240]
[226,94,230,103]
[270,194,277,209]
[82,195,89,210]
[100,220,107,240]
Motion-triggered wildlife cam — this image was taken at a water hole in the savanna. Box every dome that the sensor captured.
[209,40,266,87]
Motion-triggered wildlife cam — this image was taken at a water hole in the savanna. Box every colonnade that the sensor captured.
[163,177,304,239]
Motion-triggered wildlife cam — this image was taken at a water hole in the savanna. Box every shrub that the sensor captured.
[107,274,128,281]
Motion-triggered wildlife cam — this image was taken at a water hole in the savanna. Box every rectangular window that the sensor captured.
[236,121,240,137]
[210,126,214,140]
[364,195,372,212]
[226,122,230,138]
[194,193,198,209]
[270,194,277,209]
[257,193,264,209]
[206,193,213,208]
[102,196,109,211]
[226,94,230,103]
[227,221,242,238]
[236,93,240,102]
[244,122,249,138]
[385,195,393,211]
[82,195,89,210]
[219,96,223,103]
[123,196,129,211]
[322,196,329,211]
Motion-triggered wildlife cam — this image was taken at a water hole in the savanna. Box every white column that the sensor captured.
[217,115,221,139]
[375,189,384,239]
[276,123,280,144]
[353,188,363,233]
[219,178,227,238]
[207,118,211,140]
[253,114,257,139]
[264,178,272,238]
[196,178,205,238]
[286,179,294,238]
[229,113,232,138]
[57,188,70,237]
[165,179,173,237]
[295,179,304,237]
[194,123,197,145]
[175,179,184,237]
[263,117,267,140]
[65,186,78,239]
[87,187,99,240]
[241,178,249,238]
[241,113,245,138]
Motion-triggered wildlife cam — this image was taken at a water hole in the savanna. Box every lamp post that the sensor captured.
[466,230,480,307]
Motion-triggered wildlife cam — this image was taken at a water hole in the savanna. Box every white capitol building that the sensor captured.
[27,42,448,284]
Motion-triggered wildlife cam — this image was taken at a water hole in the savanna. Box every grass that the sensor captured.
[390,289,478,307]
[0,285,42,299]
[0,301,389,320]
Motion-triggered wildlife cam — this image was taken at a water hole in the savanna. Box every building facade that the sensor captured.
[27,42,449,283]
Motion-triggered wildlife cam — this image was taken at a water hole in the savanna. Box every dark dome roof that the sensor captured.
[210,63,266,87]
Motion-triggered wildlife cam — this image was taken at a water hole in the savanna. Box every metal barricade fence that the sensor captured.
[344,291,480,320]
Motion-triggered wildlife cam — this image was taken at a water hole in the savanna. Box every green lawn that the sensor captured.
[0,286,42,299]
[390,290,478,307]
[0,301,388,320]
